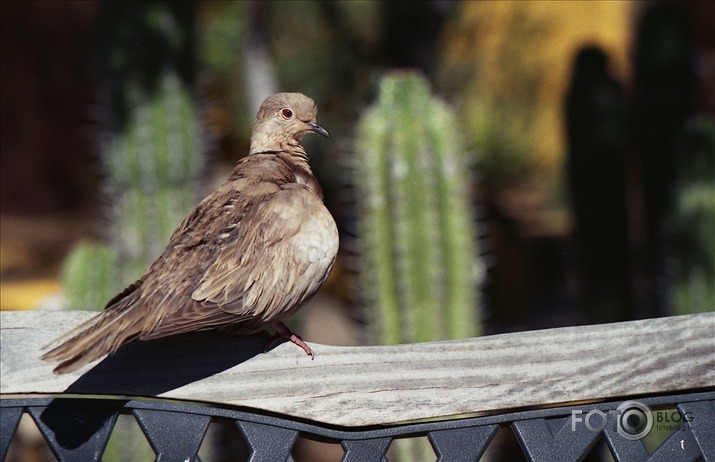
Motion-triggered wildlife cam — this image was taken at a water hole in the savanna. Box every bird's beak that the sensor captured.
[306,121,330,139]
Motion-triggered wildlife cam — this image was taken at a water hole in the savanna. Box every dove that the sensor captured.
[42,92,338,374]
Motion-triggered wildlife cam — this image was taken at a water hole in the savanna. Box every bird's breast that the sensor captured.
[293,204,339,264]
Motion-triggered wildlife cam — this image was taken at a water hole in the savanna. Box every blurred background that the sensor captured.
[1,0,713,460]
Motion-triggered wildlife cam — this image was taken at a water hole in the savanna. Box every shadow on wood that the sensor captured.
[38,331,266,451]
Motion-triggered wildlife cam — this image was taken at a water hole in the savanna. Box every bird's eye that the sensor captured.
[280,108,293,119]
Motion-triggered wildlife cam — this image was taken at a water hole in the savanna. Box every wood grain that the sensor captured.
[1,311,714,426]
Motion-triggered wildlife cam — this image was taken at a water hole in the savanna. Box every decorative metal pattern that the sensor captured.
[2,391,713,461]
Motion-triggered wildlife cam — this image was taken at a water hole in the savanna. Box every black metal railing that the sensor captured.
[2,390,713,461]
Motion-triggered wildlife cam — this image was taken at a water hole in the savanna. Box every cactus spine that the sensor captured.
[355,72,481,345]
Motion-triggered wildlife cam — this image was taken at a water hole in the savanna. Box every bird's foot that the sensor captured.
[266,321,314,359]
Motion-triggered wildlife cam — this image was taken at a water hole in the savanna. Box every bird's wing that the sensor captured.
[193,184,337,318]
[142,184,337,338]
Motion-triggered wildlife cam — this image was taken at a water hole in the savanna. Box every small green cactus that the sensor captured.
[355,71,481,345]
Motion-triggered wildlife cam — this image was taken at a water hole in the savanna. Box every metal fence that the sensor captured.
[2,391,713,461]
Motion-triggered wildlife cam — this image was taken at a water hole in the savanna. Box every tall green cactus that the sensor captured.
[354,71,481,461]
[63,2,203,311]
[355,72,481,345]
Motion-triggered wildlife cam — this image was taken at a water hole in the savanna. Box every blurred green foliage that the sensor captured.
[197,1,251,139]
[671,118,715,314]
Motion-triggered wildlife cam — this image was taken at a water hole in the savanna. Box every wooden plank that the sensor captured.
[1,311,714,427]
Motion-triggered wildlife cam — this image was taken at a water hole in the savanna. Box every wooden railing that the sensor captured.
[1,310,714,461]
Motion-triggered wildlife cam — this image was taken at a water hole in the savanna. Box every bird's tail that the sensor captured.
[41,307,142,374]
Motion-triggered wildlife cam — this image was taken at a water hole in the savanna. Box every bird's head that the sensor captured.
[249,92,330,156]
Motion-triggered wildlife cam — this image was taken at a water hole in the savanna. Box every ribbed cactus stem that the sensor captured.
[430,101,481,338]
[357,94,402,343]
[106,70,203,282]
[356,72,480,345]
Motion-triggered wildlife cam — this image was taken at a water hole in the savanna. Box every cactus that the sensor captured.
[355,72,481,344]
[62,2,203,312]
[354,71,481,461]
[61,241,119,312]
[102,68,203,284]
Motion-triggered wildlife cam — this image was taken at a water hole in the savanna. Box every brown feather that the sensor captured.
[42,93,338,373]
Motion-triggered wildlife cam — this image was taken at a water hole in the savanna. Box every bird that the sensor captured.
[42,92,338,374]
